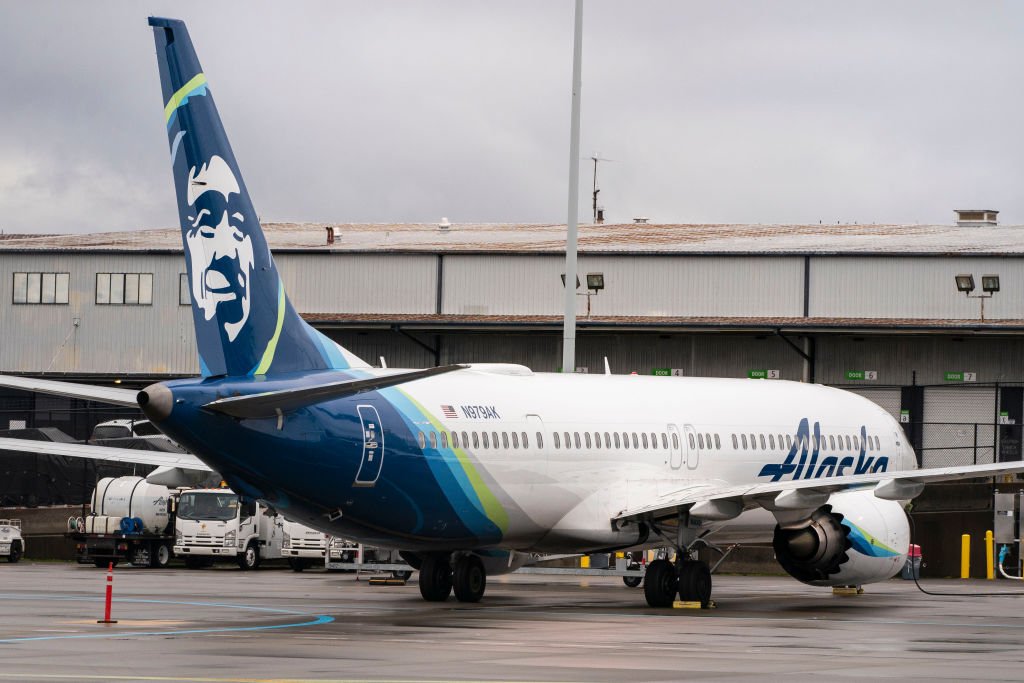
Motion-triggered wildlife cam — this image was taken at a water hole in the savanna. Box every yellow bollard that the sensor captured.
[580,555,590,569]
[986,530,995,580]
[961,534,970,579]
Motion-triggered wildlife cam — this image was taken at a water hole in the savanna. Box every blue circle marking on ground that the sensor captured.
[0,593,335,643]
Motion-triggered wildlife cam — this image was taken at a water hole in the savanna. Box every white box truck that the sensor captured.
[173,488,281,570]
[0,519,24,563]
[279,518,328,571]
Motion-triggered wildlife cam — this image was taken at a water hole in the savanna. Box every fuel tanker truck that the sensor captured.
[68,476,176,568]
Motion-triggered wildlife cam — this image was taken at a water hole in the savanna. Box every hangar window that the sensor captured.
[428,431,437,449]
[417,431,426,449]
[502,432,509,449]
[96,272,153,305]
[553,432,561,449]
[13,272,69,305]
[511,431,519,449]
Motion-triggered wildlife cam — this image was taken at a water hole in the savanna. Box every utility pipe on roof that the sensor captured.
[562,0,583,374]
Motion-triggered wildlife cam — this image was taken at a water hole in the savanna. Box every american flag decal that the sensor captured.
[441,405,458,419]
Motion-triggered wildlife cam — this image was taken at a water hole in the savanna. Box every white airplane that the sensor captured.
[2,17,1021,608]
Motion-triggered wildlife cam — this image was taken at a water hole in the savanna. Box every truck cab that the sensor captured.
[279,518,328,571]
[173,488,280,570]
[0,519,24,563]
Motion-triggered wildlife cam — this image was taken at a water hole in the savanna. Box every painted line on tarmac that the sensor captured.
[0,677,568,683]
[0,593,334,643]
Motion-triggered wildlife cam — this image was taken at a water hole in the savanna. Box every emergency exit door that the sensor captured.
[353,405,384,487]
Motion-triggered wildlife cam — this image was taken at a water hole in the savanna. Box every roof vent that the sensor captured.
[633,216,649,224]
[438,217,451,230]
[325,225,335,245]
[955,209,998,226]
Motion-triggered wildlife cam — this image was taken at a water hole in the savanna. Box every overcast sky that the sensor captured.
[2,1,1023,234]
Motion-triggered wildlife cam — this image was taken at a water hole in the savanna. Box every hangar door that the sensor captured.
[922,386,996,468]
[844,387,901,421]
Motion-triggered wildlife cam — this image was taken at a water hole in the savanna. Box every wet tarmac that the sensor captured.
[1,562,1024,682]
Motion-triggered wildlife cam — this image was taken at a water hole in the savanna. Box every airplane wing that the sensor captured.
[614,461,1024,524]
[0,374,138,407]
[203,364,467,419]
[0,437,211,471]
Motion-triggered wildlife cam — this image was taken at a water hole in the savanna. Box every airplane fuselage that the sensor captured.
[144,366,917,555]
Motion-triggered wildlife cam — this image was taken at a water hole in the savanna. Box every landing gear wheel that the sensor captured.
[418,554,453,602]
[678,560,712,607]
[453,555,486,603]
[643,559,678,608]
[623,575,642,588]
[151,543,172,568]
[237,542,260,570]
[7,542,21,563]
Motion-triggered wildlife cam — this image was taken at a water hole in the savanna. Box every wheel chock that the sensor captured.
[832,585,864,596]
[672,600,716,609]
[368,577,407,586]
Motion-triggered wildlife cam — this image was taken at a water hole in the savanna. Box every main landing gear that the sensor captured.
[643,558,712,608]
[418,553,487,603]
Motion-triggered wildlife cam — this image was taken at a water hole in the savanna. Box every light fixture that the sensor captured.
[954,274,975,293]
[586,272,605,291]
[982,275,1000,293]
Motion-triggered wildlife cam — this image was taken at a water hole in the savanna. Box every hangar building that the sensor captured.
[1,213,1022,470]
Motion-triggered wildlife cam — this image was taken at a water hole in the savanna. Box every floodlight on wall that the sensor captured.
[561,272,605,317]
[586,272,605,291]
[955,274,975,293]
[954,272,999,321]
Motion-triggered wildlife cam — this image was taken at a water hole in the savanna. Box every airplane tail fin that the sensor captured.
[149,17,368,377]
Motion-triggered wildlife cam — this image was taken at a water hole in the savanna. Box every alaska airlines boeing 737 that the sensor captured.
[2,17,1023,608]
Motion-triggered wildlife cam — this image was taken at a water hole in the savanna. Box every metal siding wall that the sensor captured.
[922,387,997,467]
[276,254,436,314]
[810,256,1024,319]
[816,336,1024,385]
[0,253,197,375]
[442,255,804,317]
[843,387,901,420]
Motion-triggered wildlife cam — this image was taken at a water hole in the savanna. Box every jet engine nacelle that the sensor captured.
[773,489,909,587]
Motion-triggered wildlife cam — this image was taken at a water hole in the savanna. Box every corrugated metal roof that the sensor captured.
[2,222,1024,255]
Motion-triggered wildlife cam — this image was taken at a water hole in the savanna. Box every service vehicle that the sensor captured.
[173,487,281,570]
[0,519,24,563]
[69,476,176,568]
[280,517,328,571]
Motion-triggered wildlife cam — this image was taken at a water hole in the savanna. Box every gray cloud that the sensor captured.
[1,1,1022,234]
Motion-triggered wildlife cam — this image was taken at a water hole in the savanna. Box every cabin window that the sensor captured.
[687,433,695,449]
[492,432,498,448]
[417,431,426,448]
[777,434,784,449]
[638,433,646,449]
[621,432,629,449]
[768,434,775,450]
[530,432,537,448]
[759,434,766,450]
[647,432,656,449]
[661,433,669,449]
[732,434,738,449]
[594,432,601,449]
[502,432,509,449]
[697,433,705,449]
[828,435,835,450]
[845,435,852,450]
[671,433,679,450]
[632,433,639,449]
[874,436,880,450]
[583,432,591,449]
[714,434,721,449]
[614,432,622,449]
[574,432,581,449]
[741,434,748,450]
[429,432,437,449]
[553,432,560,449]
[472,432,480,449]
[482,432,490,448]
[785,435,793,449]
[511,431,519,448]
[462,431,470,448]
[441,432,448,448]
[605,432,612,448]
[451,431,459,448]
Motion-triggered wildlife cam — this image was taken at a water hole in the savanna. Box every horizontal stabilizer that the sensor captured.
[203,365,467,419]
[0,374,138,407]
[0,437,211,471]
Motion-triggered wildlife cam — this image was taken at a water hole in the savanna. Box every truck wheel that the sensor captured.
[184,557,206,569]
[623,575,643,588]
[7,541,22,563]
[237,542,260,570]
[151,543,172,568]
[288,558,305,572]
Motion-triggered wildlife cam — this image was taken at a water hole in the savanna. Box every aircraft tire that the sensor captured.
[643,559,678,608]
[419,554,453,602]
[452,555,486,603]
[678,560,712,607]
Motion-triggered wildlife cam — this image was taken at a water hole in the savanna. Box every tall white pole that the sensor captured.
[562,0,583,374]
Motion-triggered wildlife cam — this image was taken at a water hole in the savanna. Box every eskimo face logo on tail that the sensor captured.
[184,155,255,342]
[758,419,888,482]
